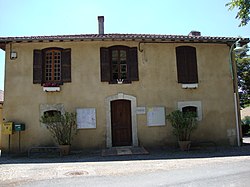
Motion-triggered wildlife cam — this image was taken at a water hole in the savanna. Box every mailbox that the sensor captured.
[14,123,25,131]
[2,122,14,135]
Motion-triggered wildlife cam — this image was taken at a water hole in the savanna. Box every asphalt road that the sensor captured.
[1,151,250,187]
[18,157,250,187]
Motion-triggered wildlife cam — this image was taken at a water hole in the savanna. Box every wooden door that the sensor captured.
[111,100,132,146]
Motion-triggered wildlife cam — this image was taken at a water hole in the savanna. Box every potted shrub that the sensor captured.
[40,112,77,155]
[166,110,198,151]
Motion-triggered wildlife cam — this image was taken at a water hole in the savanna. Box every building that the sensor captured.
[0,17,249,152]
[0,90,3,147]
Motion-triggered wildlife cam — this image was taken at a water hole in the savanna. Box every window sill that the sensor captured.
[43,87,60,92]
[182,83,198,89]
[109,80,132,84]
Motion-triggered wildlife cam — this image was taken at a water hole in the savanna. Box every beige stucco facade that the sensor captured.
[1,40,239,152]
[0,103,2,147]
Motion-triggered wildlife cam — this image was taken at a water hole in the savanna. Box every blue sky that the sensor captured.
[0,0,249,91]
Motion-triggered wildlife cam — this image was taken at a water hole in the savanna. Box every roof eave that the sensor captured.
[0,34,249,47]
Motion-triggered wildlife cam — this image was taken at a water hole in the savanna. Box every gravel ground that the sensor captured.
[0,140,250,186]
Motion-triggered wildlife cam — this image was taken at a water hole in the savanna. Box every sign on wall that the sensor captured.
[147,107,166,126]
[76,108,96,129]
[136,107,146,114]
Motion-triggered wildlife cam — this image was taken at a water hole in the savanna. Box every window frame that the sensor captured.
[177,101,202,121]
[109,46,129,84]
[44,49,62,83]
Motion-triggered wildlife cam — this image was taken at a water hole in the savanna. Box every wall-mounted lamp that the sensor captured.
[234,40,247,55]
[10,51,17,60]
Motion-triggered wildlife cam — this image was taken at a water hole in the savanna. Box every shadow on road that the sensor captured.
[1,143,250,165]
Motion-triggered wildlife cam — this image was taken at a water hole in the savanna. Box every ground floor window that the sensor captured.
[177,101,202,121]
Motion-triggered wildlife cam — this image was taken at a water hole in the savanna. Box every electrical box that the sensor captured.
[14,123,25,131]
[2,122,14,135]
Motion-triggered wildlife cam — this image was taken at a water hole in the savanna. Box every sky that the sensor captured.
[0,0,249,91]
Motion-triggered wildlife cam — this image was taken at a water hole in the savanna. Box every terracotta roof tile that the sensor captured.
[0,33,249,50]
[0,33,248,42]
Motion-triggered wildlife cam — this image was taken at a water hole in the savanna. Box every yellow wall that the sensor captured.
[2,41,237,152]
[0,103,2,147]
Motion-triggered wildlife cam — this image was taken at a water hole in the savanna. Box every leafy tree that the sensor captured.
[236,56,250,107]
[226,0,250,26]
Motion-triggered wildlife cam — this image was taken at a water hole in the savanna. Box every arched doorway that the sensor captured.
[111,100,132,146]
[105,93,138,148]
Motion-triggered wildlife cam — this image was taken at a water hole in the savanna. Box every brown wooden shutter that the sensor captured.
[128,47,139,81]
[33,50,43,84]
[176,46,198,83]
[61,48,71,83]
[186,47,198,83]
[176,46,187,83]
[100,47,110,82]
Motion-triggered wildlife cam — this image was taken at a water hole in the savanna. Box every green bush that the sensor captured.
[166,110,198,141]
[242,116,250,135]
[40,112,77,145]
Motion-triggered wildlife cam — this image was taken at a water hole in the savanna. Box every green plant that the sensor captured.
[242,116,250,135]
[166,110,198,141]
[40,112,77,145]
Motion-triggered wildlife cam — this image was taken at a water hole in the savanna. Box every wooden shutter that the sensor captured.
[33,50,43,84]
[176,46,187,83]
[186,47,198,83]
[176,46,198,83]
[61,48,71,83]
[100,47,110,82]
[128,47,139,81]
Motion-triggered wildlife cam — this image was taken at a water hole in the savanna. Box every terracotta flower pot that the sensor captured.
[178,141,191,151]
[59,145,70,155]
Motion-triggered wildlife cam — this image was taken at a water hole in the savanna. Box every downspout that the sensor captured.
[229,41,241,147]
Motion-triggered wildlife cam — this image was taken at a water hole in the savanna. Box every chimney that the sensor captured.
[98,16,104,35]
[188,31,201,36]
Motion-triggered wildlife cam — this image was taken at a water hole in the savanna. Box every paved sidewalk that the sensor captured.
[1,143,250,164]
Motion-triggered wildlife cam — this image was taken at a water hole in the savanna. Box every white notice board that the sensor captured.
[76,108,96,129]
[147,107,166,126]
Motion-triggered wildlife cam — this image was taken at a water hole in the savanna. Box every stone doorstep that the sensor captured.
[116,148,132,155]
[101,146,149,157]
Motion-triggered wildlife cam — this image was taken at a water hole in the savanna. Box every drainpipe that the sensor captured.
[229,40,242,147]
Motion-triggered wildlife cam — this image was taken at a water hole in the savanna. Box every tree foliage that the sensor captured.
[226,0,250,26]
[237,56,250,107]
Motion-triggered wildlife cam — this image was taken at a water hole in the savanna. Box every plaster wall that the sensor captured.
[0,103,3,147]
[2,41,236,152]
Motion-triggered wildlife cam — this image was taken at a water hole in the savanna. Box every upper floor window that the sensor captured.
[111,48,127,80]
[33,48,71,85]
[100,46,139,84]
[176,46,198,84]
[45,49,61,82]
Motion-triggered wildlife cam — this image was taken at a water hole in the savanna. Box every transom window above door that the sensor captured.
[100,45,139,84]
